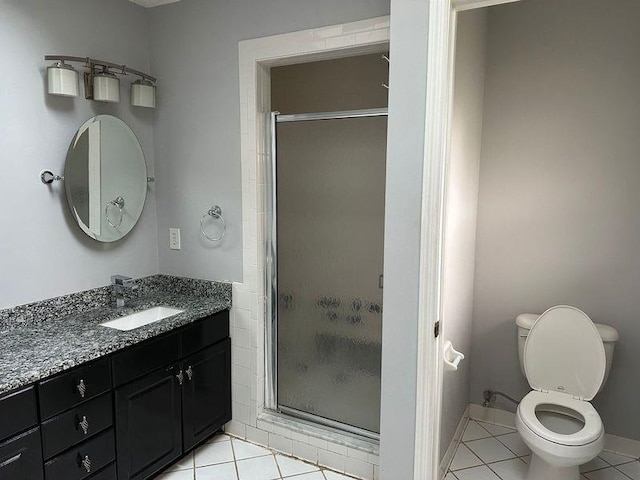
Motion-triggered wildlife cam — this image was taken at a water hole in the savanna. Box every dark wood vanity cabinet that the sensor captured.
[182,338,232,450]
[0,308,230,480]
[0,386,43,480]
[113,309,231,480]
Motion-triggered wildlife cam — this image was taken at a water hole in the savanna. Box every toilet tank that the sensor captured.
[516,313,619,390]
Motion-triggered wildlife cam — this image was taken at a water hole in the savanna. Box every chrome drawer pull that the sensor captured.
[78,415,89,435]
[185,366,193,381]
[0,453,22,468]
[76,379,87,398]
[81,454,91,473]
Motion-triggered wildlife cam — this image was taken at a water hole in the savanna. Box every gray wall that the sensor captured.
[379,0,430,478]
[470,0,640,440]
[440,9,487,457]
[0,0,158,309]
[149,0,390,282]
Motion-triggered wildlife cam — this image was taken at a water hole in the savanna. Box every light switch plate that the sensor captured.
[169,228,181,250]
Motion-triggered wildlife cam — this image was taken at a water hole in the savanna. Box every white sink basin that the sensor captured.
[100,306,184,331]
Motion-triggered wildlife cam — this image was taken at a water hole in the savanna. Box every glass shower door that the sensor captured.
[271,110,387,436]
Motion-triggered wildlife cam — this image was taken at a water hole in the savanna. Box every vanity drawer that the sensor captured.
[0,386,38,442]
[39,358,112,420]
[88,463,116,480]
[111,332,180,387]
[44,428,115,480]
[181,310,230,357]
[0,426,44,480]
[41,392,113,460]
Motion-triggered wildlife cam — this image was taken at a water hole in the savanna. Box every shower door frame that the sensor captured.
[265,107,389,441]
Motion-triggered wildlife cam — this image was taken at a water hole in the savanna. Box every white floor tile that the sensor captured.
[285,472,325,480]
[323,471,356,480]
[496,432,530,457]
[195,441,236,467]
[618,461,640,479]
[580,456,611,473]
[488,458,527,480]
[209,434,232,443]
[156,470,195,480]
[462,421,492,442]
[196,462,238,480]
[232,438,273,460]
[276,454,319,477]
[453,465,502,480]
[444,474,457,480]
[450,444,483,471]
[167,452,194,471]
[477,422,516,436]
[236,455,280,480]
[465,437,517,464]
[584,466,632,480]
[599,451,637,466]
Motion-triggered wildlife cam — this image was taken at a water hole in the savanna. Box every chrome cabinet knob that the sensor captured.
[80,454,91,473]
[185,366,193,381]
[76,379,87,398]
[175,370,184,386]
[78,415,89,435]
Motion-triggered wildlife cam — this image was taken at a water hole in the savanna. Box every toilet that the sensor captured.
[515,305,619,480]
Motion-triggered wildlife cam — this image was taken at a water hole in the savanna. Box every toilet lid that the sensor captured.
[524,305,605,401]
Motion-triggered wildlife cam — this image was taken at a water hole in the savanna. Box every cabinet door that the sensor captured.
[0,427,44,480]
[115,365,182,480]
[182,338,232,450]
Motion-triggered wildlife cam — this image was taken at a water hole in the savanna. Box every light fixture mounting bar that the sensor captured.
[44,55,156,82]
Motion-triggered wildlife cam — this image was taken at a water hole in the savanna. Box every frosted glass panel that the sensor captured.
[276,116,386,434]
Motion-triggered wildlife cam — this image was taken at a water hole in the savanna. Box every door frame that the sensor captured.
[413,0,522,478]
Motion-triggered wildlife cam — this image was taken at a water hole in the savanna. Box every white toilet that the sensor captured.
[515,305,619,480]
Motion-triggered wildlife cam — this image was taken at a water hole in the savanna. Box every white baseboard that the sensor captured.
[468,403,640,459]
[439,405,470,480]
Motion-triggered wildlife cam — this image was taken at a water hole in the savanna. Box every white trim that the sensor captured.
[439,405,470,479]
[414,1,523,479]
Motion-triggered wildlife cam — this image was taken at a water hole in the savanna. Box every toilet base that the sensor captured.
[525,453,580,480]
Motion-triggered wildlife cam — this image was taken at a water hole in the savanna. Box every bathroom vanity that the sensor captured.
[0,279,231,480]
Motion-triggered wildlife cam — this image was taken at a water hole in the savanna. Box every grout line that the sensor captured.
[228,436,242,480]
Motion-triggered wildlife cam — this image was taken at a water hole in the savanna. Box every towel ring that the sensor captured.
[200,205,226,242]
[106,196,125,229]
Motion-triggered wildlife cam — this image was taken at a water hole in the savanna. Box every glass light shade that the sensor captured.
[131,80,156,108]
[93,73,120,103]
[47,63,79,97]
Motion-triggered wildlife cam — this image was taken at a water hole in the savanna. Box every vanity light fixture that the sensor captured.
[93,69,120,103]
[44,55,157,108]
[47,61,79,97]
[130,79,156,108]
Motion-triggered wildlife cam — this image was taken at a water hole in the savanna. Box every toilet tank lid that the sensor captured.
[516,313,619,342]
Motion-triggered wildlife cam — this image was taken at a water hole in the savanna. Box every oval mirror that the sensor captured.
[64,115,148,242]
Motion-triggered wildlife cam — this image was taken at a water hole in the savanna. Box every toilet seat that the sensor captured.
[518,390,603,446]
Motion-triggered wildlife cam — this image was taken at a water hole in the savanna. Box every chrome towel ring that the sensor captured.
[106,196,125,229]
[200,205,226,242]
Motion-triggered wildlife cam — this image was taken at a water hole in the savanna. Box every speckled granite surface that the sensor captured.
[0,275,231,395]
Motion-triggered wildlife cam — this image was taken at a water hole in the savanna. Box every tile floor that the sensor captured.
[446,419,640,480]
[156,433,359,480]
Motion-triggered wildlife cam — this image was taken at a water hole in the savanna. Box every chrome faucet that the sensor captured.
[111,275,138,308]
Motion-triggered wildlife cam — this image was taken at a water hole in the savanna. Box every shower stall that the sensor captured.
[265,108,387,439]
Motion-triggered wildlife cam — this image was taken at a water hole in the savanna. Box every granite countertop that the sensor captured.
[0,276,231,395]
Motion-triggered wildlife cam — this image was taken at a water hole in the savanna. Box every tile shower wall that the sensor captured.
[0,0,158,309]
[229,18,391,480]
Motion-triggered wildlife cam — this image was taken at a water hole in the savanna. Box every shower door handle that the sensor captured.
[378,274,384,289]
